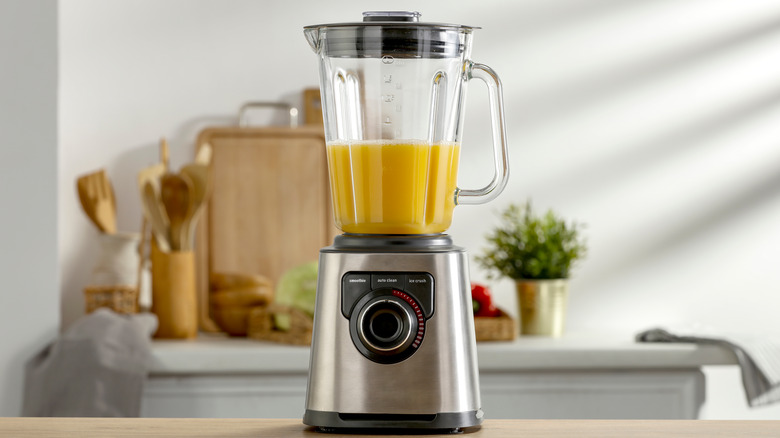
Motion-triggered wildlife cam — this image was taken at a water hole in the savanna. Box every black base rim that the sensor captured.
[303,409,483,431]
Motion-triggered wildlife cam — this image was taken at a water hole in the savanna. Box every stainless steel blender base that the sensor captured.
[304,235,483,431]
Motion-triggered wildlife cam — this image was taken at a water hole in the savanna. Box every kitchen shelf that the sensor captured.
[149,331,737,375]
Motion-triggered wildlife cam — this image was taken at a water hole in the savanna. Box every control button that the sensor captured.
[349,289,423,364]
[405,273,434,318]
[371,273,406,291]
[342,273,372,318]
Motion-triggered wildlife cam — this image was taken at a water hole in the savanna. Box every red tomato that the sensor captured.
[471,282,500,317]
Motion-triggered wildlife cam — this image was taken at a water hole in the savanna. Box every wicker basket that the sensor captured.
[474,308,516,342]
[248,304,312,346]
[84,285,139,315]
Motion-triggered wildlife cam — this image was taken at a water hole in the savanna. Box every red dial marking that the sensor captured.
[393,289,425,348]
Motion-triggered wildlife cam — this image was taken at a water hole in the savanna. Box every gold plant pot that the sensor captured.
[515,279,569,337]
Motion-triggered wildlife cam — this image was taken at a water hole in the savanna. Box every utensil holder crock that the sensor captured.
[151,242,197,339]
[90,232,141,286]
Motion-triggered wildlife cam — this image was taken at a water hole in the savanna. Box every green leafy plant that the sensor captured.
[477,201,587,280]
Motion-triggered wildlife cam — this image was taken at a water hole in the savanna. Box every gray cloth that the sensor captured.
[22,309,158,417]
[637,327,780,407]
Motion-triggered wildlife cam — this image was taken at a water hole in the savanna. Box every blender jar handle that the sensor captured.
[456,62,510,205]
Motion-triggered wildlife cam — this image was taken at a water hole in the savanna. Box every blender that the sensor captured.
[302,11,509,432]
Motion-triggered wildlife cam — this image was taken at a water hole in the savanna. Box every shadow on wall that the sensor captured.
[535,85,780,202]
[532,83,780,284]
[501,6,780,284]
[460,0,643,41]
[518,13,780,125]
[586,166,780,283]
[507,0,639,38]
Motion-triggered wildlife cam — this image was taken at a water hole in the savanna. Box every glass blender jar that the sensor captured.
[304,11,509,235]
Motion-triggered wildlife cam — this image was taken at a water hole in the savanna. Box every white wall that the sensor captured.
[0,0,59,417]
[58,0,780,419]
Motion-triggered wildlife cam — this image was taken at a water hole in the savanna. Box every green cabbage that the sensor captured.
[272,313,292,332]
[275,261,318,317]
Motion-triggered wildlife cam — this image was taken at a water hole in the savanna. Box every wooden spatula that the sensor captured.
[76,169,117,234]
[179,163,210,251]
[160,173,194,251]
[141,180,171,252]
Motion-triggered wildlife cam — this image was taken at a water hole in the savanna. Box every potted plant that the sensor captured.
[476,201,586,336]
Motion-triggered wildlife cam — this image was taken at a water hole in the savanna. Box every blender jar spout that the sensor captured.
[304,28,320,53]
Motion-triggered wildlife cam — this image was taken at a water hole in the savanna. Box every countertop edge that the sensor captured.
[148,335,738,375]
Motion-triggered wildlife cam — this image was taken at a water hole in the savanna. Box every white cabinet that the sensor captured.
[142,334,735,419]
[480,370,704,419]
[142,375,307,419]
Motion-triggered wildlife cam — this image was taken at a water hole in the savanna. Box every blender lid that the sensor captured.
[304,11,478,59]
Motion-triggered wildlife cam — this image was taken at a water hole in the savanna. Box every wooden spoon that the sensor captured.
[141,180,171,252]
[179,163,210,251]
[160,173,194,251]
[138,163,165,189]
[138,164,167,252]
[76,169,117,234]
[160,137,170,170]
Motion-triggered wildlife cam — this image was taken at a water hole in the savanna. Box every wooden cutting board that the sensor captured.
[194,125,339,332]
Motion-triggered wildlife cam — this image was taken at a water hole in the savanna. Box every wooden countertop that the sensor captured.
[2,418,779,437]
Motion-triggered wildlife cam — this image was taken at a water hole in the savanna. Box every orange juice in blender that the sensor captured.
[326,140,460,234]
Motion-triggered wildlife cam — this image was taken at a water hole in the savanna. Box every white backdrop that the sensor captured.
[58,0,780,419]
